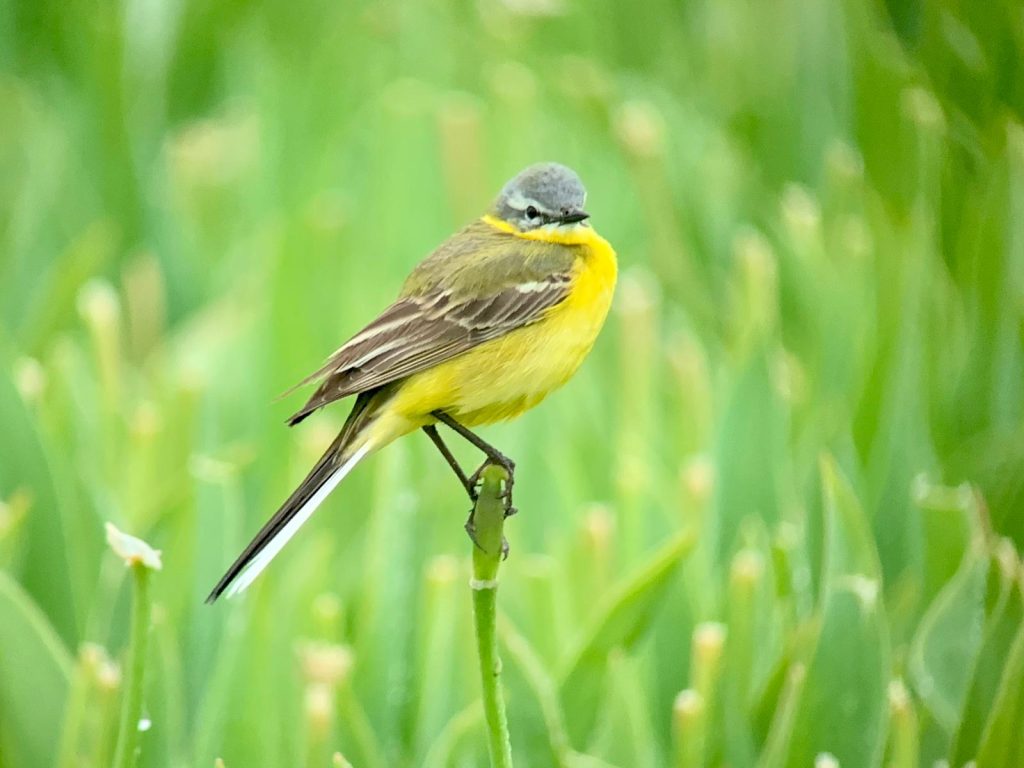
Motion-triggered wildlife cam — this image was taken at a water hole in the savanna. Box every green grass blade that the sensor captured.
[785,587,889,768]
[0,569,72,768]
[975,607,1024,767]
[950,545,1024,764]
[908,541,988,731]
[558,531,694,745]
[0,362,78,643]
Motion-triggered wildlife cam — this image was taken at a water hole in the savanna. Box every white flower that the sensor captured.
[105,523,162,571]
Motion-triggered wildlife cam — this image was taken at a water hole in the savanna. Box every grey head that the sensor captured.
[492,162,589,232]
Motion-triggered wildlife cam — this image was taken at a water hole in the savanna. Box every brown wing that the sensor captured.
[286,273,572,425]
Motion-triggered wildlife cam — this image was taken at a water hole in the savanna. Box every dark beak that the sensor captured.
[560,210,590,224]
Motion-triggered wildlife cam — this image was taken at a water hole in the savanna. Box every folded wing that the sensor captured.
[287,272,573,425]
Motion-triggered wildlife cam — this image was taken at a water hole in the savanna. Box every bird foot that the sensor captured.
[464,515,510,559]
[468,457,516,516]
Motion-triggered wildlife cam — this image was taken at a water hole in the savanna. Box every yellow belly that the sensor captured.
[374,226,617,438]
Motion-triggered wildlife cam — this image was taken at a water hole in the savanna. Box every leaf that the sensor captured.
[755,663,807,768]
[499,618,573,767]
[820,454,882,583]
[0,358,78,644]
[421,705,482,768]
[785,586,889,768]
[749,620,821,760]
[558,531,694,745]
[353,443,423,759]
[913,477,974,606]
[975,612,1024,767]
[782,458,889,767]
[412,556,462,764]
[950,546,1023,764]
[0,569,72,768]
[711,355,786,565]
[909,540,987,731]
[594,651,659,768]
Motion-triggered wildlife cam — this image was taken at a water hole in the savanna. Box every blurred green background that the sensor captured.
[2,0,1023,766]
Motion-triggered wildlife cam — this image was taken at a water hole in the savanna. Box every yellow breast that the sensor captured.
[387,219,617,430]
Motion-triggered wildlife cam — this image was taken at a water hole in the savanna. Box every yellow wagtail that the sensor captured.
[207,162,617,601]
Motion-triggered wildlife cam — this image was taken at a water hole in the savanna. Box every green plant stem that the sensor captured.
[471,464,514,768]
[56,649,92,768]
[113,564,151,768]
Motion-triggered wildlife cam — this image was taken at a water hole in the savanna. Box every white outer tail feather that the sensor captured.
[225,443,372,598]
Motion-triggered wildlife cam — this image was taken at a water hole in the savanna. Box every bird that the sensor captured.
[207,162,618,602]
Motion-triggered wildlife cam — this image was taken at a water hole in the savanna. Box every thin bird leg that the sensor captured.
[422,425,478,501]
[431,410,517,518]
[430,411,516,471]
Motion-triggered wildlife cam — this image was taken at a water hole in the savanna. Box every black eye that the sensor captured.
[526,205,539,219]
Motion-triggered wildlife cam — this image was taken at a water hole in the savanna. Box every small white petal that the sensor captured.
[105,523,163,571]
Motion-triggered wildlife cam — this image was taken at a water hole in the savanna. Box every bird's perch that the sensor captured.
[470,463,514,768]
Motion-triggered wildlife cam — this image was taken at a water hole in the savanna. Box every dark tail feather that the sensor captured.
[206,392,378,602]
[286,375,342,426]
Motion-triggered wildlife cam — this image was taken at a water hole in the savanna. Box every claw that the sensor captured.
[474,460,516,517]
[464,515,486,553]
[460,469,481,504]
[465,514,511,559]
[461,453,518,557]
